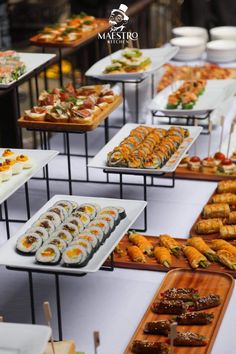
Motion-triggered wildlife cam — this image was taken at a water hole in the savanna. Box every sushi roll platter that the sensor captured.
[0,148,58,205]
[149,79,236,116]
[0,195,146,274]
[89,123,202,174]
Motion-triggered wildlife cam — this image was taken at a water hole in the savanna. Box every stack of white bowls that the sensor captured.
[206,26,236,62]
[171,26,207,61]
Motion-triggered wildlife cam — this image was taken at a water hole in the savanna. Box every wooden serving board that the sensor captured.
[125,268,234,354]
[108,234,236,277]
[167,167,236,182]
[30,19,110,48]
[18,95,122,132]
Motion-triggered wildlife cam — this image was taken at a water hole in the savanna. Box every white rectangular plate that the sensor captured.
[149,79,236,116]
[0,52,55,88]
[88,123,202,174]
[0,323,51,354]
[0,148,58,204]
[0,195,146,274]
[85,47,179,81]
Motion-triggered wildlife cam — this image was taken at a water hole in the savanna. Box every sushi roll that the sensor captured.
[36,244,61,265]
[16,233,42,255]
[117,207,126,220]
[76,232,99,251]
[54,200,75,216]
[16,154,33,169]
[53,229,73,244]
[99,207,120,226]
[0,162,12,181]
[33,219,55,235]
[77,203,100,220]
[47,237,67,253]
[62,245,89,267]
[48,206,67,222]
[97,214,115,232]
[72,211,90,227]
[83,226,104,244]
[4,158,23,175]
[27,226,49,242]
[70,238,93,256]
[39,211,61,228]
[88,219,110,241]
[67,216,84,233]
[61,222,79,238]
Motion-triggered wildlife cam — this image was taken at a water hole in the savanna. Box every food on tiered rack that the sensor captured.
[218,158,235,175]
[228,211,236,224]
[166,80,206,110]
[212,193,236,206]
[188,294,221,311]
[219,225,236,239]
[24,83,118,124]
[187,156,201,171]
[216,249,236,270]
[203,203,230,219]
[143,320,173,335]
[157,63,230,92]
[129,232,153,255]
[127,245,146,263]
[195,218,223,234]
[32,12,103,44]
[201,157,217,173]
[173,332,207,346]
[211,239,236,254]
[15,200,126,268]
[153,246,172,268]
[0,51,26,84]
[187,237,217,261]
[131,340,170,354]
[159,234,182,256]
[217,180,236,194]
[104,48,151,74]
[173,312,214,325]
[161,288,199,301]
[107,126,189,169]
[152,299,187,315]
[183,246,209,268]
[214,152,226,166]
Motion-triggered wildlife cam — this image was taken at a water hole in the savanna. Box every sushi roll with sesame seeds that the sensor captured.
[16,233,43,255]
[62,245,89,268]
[47,237,67,253]
[99,207,120,226]
[39,211,61,228]
[88,219,110,241]
[27,226,49,242]
[53,229,73,244]
[83,226,103,244]
[72,211,90,227]
[36,244,61,265]
[33,219,55,235]
[66,216,84,233]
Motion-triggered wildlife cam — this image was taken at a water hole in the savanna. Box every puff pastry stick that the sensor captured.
[227,211,236,225]
[220,225,236,239]
[211,239,236,255]
[154,246,172,268]
[212,193,236,205]
[217,180,236,194]
[195,218,223,234]
[187,237,217,261]
[203,203,230,219]
[127,245,146,263]
[217,249,236,270]
[183,246,209,268]
[129,232,153,256]
[159,234,182,257]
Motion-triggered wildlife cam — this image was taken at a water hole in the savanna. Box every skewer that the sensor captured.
[194,119,198,156]
[227,122,235,158]
[43,301,56,354]
[168,322,177,354]
[219,115,225,152]
[208,120,213,157]
[93,331,100,354]
[106,40,112,63]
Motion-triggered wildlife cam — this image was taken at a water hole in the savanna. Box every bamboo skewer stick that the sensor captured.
[93,331,100,354]
[208,121,213,157]
[106,40,112,63]
[43,302,56,354]
[194,119,198,156]
[219,115,225,152]
[168,322,177,354]
[227,122,235,158]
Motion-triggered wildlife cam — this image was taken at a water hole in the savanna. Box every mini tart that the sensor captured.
[188,156,201,171]
[16,154,33,169]
[201,157,217,173]
[0,162,12,181]
[214,152,225,166]
[2,149,16,160]
[218,159,235,175]
[4,158,23,175]
[179,156,190,168]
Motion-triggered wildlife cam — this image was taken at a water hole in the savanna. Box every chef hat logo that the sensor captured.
[109,4,129,31]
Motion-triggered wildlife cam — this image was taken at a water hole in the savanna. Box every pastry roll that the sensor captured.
[203,203,230,219]
[195,218,223,234]
[217,249,236,270]
[129,232,153,256]
[220,225,236,239]
[131,340,170,354]
[227,211,236,225]
[154,246,172,268]
[183,246,209,268]
[217,180,236,194]
[173,332,207,346]
[143,320,173,335]
[161,288,199,301]
[159,234,182,256]
[187,237,217,261]
[211,239,236,255]
[152,299,187,314]
[189,294,220,311]
[127,245,146,263]
[212,193,236,205]
[173,311,214,325]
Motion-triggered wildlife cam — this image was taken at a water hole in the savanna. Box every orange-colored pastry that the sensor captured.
[129,232,153,256]
[183,246,209,269]
[127,245,146,263]
[153,246,172,268]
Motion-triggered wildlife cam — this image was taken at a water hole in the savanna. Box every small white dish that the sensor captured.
[170,36,205,61]
[210,26,236,40]
[206,40,236,63]
[172,26,208,41]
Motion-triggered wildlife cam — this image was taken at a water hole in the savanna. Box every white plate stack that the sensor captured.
[170,36,206,61]
[206,40,236,63]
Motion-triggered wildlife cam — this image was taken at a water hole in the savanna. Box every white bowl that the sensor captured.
[172,26,208,41]
[210,26,236,41]
[170,36,206,61]
[206,40,236,63]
